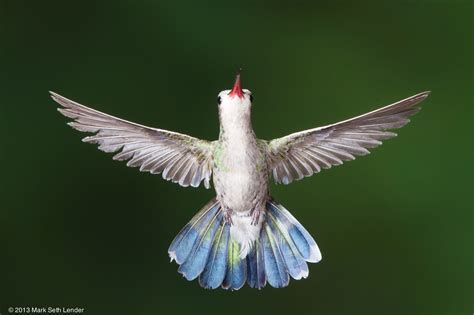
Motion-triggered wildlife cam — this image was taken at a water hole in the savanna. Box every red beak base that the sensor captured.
[228,71,244,99]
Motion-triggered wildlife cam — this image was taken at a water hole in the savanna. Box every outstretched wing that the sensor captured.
[52,92,214,188]
[266,91,430,185]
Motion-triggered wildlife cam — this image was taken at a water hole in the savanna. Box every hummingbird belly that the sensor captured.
[213,142,268,215]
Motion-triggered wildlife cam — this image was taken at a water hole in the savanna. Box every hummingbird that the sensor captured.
[51,71,429,290]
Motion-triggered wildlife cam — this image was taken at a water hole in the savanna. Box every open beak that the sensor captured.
[228,70,244,98]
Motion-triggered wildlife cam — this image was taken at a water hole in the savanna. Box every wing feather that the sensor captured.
[266,91,430,184]
[52,92,214,188]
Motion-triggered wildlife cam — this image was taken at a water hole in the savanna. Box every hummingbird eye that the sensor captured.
[250,94,254,103]
[217,96,222,105]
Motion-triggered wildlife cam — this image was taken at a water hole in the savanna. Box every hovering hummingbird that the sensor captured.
[51,71,429,290]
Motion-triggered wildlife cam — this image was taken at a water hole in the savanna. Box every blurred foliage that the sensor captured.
[0,1,472,314]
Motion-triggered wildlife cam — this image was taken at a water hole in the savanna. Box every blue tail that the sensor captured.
[168,197,321,290]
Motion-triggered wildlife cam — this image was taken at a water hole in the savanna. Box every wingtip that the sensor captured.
[49,91,63,104]
[419,90,431,98]
[407,90,431,106]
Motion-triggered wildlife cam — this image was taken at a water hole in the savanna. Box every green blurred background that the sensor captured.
[0,1,472,314]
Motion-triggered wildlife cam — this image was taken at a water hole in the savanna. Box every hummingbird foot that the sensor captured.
[224,210,233,225]
[250,208,261,226]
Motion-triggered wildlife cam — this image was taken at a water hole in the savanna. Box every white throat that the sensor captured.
[219,97,253,141]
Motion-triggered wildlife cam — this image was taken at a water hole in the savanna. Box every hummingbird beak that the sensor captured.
[228,70,244,99]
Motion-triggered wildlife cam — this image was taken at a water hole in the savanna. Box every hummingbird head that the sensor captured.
[216,70,254,132]
[217,69,253,109]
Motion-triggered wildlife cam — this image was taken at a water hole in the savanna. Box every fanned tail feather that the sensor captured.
[168,198,220,265]
[262,225,290,287]
[177,210,222,280]
[199,223,230,289]
[266,208,309,280]
[222,241,247,290]
[266,199,322,263]
[247,239,266,289]
[168,197,321,289]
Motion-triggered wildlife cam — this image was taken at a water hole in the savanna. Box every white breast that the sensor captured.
[214,101,264,213]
